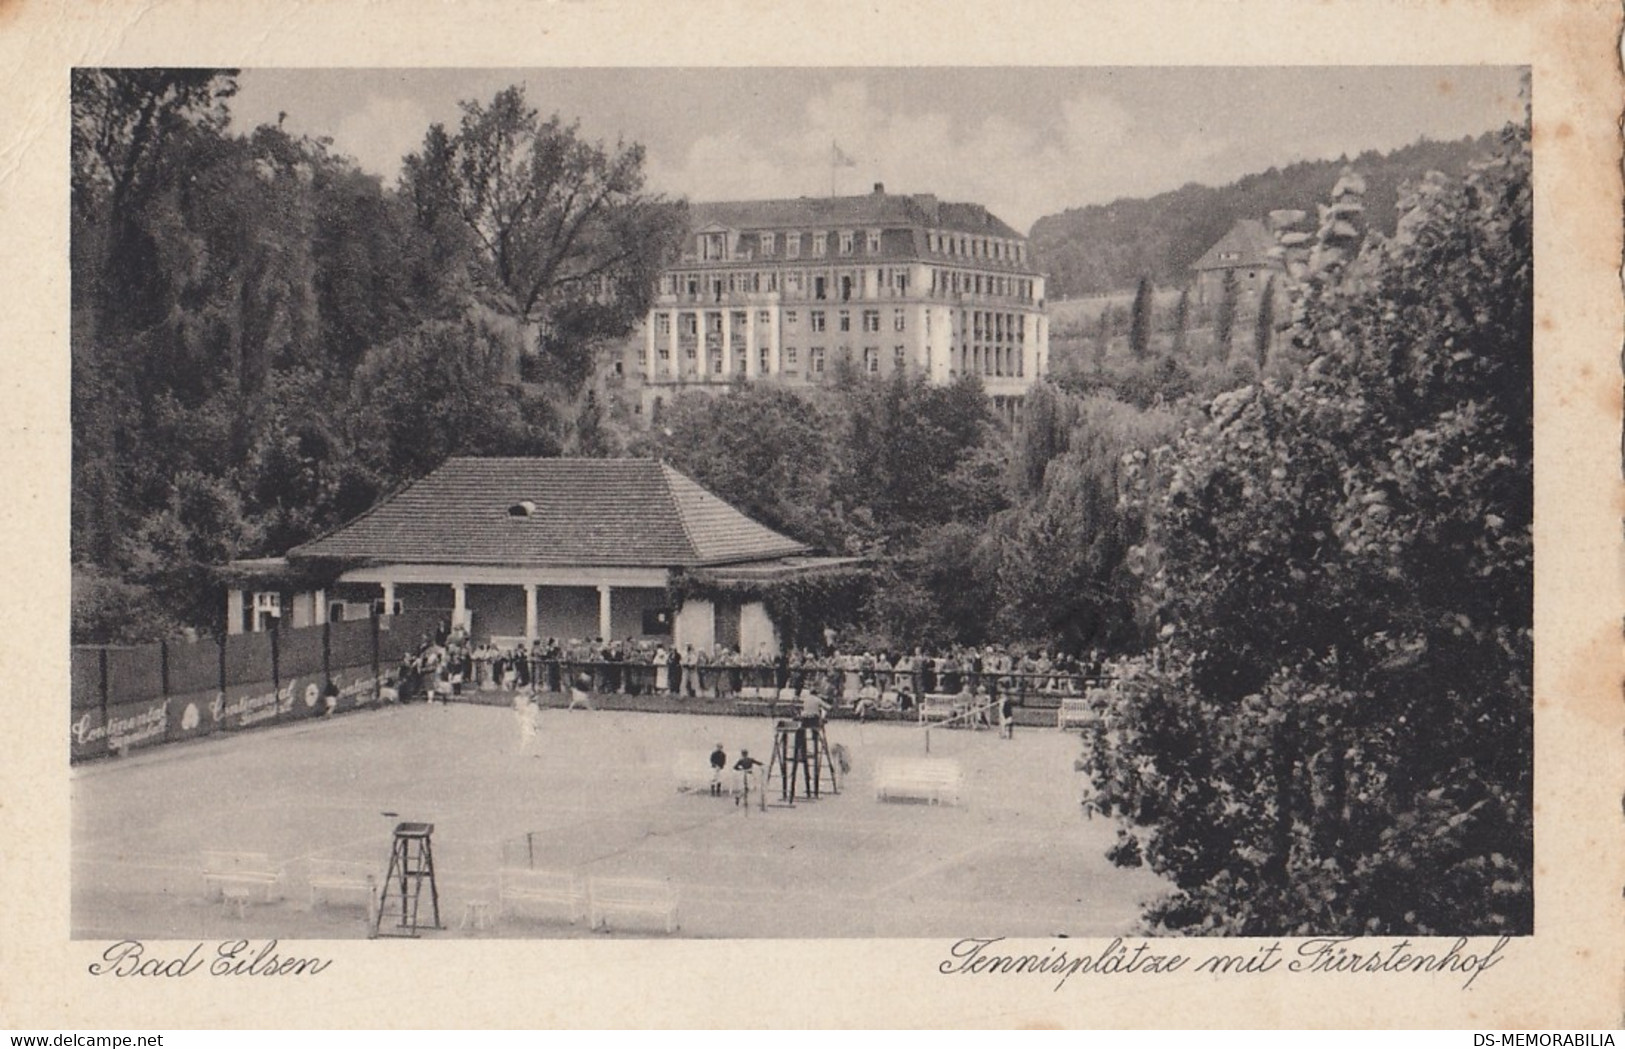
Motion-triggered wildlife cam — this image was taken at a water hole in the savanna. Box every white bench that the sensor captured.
[734,686,778,716]
[1058,689,1110,729]
[672,750,721,793]
[874,758,963,805]
[917,693,963,723]
[499,868,586,925]
[307,858,376,909]
[202,850,281,911]
[1057,695,1093,729]
[587,877,680,933]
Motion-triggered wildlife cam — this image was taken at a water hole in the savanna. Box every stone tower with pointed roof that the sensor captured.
[1191,218,1286,306]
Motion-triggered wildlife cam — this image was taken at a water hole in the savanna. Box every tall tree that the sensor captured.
[400,85,687,388]
[1214,269,1239,363]
[1171,286,1191,359]
[1254,275,1277,369]
[1128,277,1154,360]
[1011,379,1074,497]
[350,318,550,482]
[1090,127,1532,936]
[72,70,240,567]
[993,394,1176,652]
[631,384,842,549]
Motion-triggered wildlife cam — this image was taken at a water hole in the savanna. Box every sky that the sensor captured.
[231,67,1524,234]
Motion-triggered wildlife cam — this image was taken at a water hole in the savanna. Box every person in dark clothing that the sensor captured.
[709,743,727,796]
[733,749,764,805]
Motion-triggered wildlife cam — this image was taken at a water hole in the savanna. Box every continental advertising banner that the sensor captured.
[68,698,169,762]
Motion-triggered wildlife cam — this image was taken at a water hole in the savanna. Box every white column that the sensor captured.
[226,588,245,636]
[670,313,681,375]
[381,579,395,617]
[523,583,538,641]
[452,581,467,631]
[769,306,781,376]
[744,308,757,377]
[314,589,328,625]
[597,584,612,640]
[720,311,732,381]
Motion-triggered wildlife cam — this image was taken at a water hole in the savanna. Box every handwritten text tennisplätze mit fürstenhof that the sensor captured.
[88,940,331,978]
[938,935,1512,991]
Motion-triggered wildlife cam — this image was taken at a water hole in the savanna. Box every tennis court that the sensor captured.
[72,701,1167,939]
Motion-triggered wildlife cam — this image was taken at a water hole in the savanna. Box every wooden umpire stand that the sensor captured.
[767,718,839,804]
[373,821,442,937]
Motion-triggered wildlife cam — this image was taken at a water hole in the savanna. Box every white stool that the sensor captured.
[221,885,254,919]
[460,899,494,930]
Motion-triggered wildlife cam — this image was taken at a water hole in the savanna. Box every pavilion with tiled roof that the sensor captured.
[225,457,856,653]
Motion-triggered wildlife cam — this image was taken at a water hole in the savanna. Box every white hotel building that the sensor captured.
[637,184,1049,420]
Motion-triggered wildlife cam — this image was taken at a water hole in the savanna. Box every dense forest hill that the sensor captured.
[1029,132,1500,297]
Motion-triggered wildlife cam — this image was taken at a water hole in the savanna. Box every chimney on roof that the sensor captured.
[873,182,885,195]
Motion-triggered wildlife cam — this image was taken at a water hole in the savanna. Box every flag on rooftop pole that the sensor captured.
[830,141,857,196]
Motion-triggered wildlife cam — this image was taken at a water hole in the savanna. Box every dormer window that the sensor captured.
[508,500,537,518]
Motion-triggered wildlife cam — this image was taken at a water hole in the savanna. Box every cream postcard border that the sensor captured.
[1,0,1620,1029]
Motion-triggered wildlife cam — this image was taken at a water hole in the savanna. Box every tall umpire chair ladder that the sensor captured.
[767,719,841,804]
[373,821,442,937]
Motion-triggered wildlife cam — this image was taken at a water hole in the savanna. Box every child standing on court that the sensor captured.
[709,743,727,796]
[733,749,763,805]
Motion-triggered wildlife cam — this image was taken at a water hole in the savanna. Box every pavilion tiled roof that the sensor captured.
[289,458,809,569]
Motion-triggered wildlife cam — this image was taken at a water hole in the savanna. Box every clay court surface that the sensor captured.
[72,703,1167,940]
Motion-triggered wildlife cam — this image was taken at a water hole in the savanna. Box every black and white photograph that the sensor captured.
[8,0,1622,1032]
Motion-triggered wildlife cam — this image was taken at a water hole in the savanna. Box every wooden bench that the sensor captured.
[498,868,586,925]
[202,850,281,911]
[874,758,963,805]
[307,858,376,909]
[587,877,680,933]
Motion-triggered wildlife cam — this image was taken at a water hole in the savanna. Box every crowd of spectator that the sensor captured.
[398,619,1109,711]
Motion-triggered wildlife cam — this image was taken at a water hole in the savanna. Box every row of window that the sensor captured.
[929,268,1037,303]
[652,307,1029,343]
[703,228,887,261]
[664,265,1037,305]
[650,344,913,375]
[654,306,912,337]
[699,228,1028,265]
[665,267,914,304]
[645,341,1025,381]
[926,230,1026,264]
